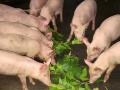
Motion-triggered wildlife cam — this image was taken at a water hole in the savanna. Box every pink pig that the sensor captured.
[0,4,48,33]
[0,33,56,64]
[0,21,53,48]
[29,0,48,16]
[85,41,120,83]
[0,50,51,90]
[83,14,120,61]
[67,0,97,42]
[39,0,64,31]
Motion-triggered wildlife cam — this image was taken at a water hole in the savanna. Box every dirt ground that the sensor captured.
[0,75,48,90]
[0,0,120,90]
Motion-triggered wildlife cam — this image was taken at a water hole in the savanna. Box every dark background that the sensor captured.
[0,0,120,90]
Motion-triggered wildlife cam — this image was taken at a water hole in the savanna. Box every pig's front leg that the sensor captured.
[104,66,115,83]
[60,9,63,22]
[29,77,36,85]
[30,9,39,16]
[18,74,28,90]
[52,17,57,31]
[67,29,74,42]
[92,16,96,30]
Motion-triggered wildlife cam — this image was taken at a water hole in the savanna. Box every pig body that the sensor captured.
[30,0,48,16]
[85,41,120,83]
[0,33,41,58]
[0,50,51,90]
[0,21,53,47]
[67,0,97,42]
[0,33,54,63]
[0,4,47,32]
[83,14,120,61]
[0,22,56,63]
[39,0,64,31]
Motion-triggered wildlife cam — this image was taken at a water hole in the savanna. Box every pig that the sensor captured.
[85,41,120,83]
[29,0,48,16]
[83,14,120,61]
[0,21,53,47]
[39,0,64,31]
[0,50,51,90]
[0,33,55,64]
[0,4,48,33]
[67,0,97,42]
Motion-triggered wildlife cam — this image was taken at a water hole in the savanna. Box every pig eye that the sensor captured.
[44,74,47,77]
[71,24,77,29]
[40,16,47,20]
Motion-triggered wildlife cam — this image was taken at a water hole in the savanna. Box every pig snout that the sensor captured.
[39,61,52,86]
[89,80,94,84]
[42,77,51,86]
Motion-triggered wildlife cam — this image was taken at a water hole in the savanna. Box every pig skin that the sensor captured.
[0,4,48,33]
[30,0,48,16]
[0,50,51,90]
[85,41,120,83]
[83,14,120,61]
[39,0,64,31]
[67,0,97,42]
[0,21,53,48]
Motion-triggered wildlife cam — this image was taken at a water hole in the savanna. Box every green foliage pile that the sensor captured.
[49,32,99,90]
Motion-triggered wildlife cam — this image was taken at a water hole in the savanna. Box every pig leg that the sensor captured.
[60,9,63,22]
[18,75,28,90]
[30,9,39,16]
[52,17,57,31]
[104,66,115,83]
[67,30,74,42]
[29,77,36,85]
[92,16,96,30]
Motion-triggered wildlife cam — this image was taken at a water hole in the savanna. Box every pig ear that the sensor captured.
[93,47,100,52]
[70,23,77,29]
[45,59,51,66]
[40,63,47,72]
[82,37,90,47]
[39,16,49,26]
[94,67,103,74]
[84,60,93,67]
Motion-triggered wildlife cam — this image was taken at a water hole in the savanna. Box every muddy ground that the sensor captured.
[0,0,120,90]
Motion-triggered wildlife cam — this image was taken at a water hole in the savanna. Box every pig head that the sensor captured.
[38,42,56,64]
[70,23,87,42]
[85,60,104,83]
[38,7,52,32]
[30,0,48,16]
[83,37,101,61]
[37,59,51,86]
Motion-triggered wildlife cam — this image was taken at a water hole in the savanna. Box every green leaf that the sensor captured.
[54,42,71,55]
[93,88,99,90]
[85,83,91,90]
[79,88,86,90]
[80,67,88,81]
[71,38,81,45]
[49,84,65,90]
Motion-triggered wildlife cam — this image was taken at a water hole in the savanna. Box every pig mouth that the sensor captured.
[43,51,56,64]
[48,51,56,64]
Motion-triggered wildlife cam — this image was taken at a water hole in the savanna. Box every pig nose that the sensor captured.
[87,56,90,60]
[47,81,52,86]
[89,80,93,84]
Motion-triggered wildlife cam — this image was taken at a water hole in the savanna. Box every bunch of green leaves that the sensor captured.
[50,31,100,90]
[50,55,90,90]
